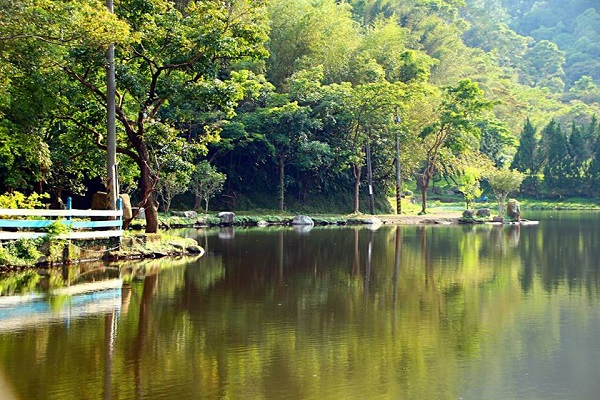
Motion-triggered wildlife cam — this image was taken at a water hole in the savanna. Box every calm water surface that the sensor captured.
[2,211,600,399]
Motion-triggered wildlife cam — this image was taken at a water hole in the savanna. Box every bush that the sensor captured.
[0,239,43,266]
[0,192,49,210]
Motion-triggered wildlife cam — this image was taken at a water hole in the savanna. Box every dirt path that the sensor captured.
[377,211,463,225]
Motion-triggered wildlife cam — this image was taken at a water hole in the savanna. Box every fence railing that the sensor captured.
[0,198,123,241]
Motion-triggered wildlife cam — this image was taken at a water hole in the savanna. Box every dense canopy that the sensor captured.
[0,0,599,231]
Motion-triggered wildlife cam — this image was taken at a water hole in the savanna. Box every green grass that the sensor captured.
[519,197,600,210]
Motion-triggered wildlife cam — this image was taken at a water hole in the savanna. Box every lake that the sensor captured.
[1,211,600,399]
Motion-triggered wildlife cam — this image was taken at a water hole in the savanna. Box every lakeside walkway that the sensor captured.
[377,211,463,225]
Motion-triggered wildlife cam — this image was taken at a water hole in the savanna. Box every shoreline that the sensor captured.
[376,211,463,225]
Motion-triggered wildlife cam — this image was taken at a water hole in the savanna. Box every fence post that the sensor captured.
[64,197,73,263]
[117,198,123,230]
[66,197,72,221]
[117,198,123,246]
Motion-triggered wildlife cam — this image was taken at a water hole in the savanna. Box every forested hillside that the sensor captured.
[0,0,598,231]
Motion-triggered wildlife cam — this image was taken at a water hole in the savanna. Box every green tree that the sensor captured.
[346,80,403,213]
[487,168,524,216]
[540,120,571,198]
[459,166,483,209]
[416,80,493,214]
[190,160,226,213]
[511,118,541,175]
[478,118,517,168]
[267,0,360,87]
[52,0,267,232]
[523,40,566,91]
[241,93,322,211]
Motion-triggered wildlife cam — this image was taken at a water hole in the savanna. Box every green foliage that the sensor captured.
[1,0,599,216]
[458,167,483,209]
[43,220,70,241]
[487,168,525,215]
[0,192,49,210]
[511,118,540,175]
[0,239,43,266]
[191,161,227,213]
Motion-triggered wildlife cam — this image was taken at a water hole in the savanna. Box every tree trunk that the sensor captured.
[139,156,159,233]
[353,164,362,214]
[194,194,200,210]
[278,156,285,211]
[420,173,430,214]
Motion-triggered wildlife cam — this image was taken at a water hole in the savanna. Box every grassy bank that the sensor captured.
[0,232,203,270]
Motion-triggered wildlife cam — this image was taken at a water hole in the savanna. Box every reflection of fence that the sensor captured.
[0,280,122,333]
[0,198,123,241]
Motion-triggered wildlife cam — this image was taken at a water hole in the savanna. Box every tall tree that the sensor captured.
[30,0,268,232]
[416,79,493,214]
[345,80,403,213]
[511,118,540,175]
[541,120,571,198]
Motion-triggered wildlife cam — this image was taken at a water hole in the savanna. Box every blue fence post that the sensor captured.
[117,198,123,227]
[66,197,72,221]
[117,198,123,245]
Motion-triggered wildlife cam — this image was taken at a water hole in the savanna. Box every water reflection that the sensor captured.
[2,212,600,399]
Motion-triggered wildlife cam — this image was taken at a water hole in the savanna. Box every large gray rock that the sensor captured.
[506,199,520,220]
[363,217,382,226]
[172,210,198,219]
[476,208,491,218]
[91,191,133,225]
[134,207,145,220]
[462,209,475,219]
[218,211,236,225]
[291,215,314,226]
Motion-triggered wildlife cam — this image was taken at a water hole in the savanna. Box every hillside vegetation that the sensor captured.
[0,0,598,231]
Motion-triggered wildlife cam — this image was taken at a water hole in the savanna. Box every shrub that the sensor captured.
[0,192,49,210]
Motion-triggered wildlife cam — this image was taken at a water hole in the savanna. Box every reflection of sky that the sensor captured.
[458,295,600,399]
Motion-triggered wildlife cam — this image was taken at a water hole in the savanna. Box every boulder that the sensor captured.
[462,209,475,219]
[183,210,197,219]
[91,191,133,226]
[363,217,382,226]
[506,199,520,220]
[476,208,491,218]
[120,194,132,220]
[256,220,269,227]
[172,210,198,219]
[134,207,145,220]
[218,211,236,225]
[291,215,314,226]
[91,191,109,210]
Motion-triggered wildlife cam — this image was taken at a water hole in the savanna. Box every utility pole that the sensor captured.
[106,0,118,210]
[394,114,402,215]
[366,132,375,215]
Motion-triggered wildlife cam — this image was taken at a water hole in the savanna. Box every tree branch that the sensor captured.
[60,116,140,162]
